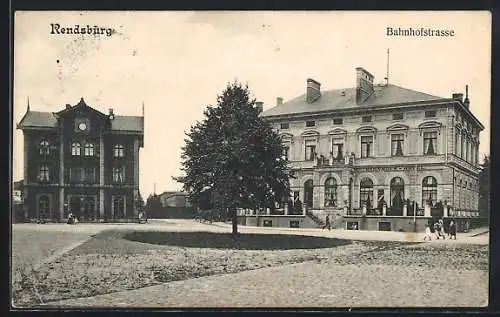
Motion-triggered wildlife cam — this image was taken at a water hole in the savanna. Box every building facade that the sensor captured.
[158,191,191,208]
[260,67,484,231]
[16,98,144,222]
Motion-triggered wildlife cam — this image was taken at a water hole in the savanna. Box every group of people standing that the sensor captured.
[423,218,457,241]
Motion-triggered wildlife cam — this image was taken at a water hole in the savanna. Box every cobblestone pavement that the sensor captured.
[47,245,488,308]
[13,220,489,308]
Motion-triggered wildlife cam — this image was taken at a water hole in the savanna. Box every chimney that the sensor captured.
[276,97,283,106]
[66,104,71,109]
[452,93,464,102]
[463,85,470,109]
[306,78,321,103]
[355,67,374,104]
[255,101,263,114]
[109,108,115,120]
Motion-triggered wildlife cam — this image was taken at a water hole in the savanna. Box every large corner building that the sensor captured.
[259,67,484,232]
[17,98,144,222]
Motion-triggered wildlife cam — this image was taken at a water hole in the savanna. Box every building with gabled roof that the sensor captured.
[16,98,144,222]
[252,67,484,232]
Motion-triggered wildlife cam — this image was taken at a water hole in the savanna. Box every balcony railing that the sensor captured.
[316,155,353,167]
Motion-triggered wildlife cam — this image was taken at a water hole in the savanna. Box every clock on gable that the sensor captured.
[75,118,90,132]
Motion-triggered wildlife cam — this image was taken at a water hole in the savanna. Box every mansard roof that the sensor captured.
[261,84,445,117]
[17,98,144,133]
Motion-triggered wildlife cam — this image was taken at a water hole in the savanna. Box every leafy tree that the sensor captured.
[145,194,163,217]
[176,81,293,235]
[478,155,490,220]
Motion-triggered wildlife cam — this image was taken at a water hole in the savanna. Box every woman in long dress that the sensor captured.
[423,223,432,241]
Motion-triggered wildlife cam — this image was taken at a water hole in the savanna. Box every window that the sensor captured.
[324,178,338,207]
[38,164,50,182]
[84,168,96,183]
[378,222,392,231]
[304,140,316,161]
[280,122,289,130]
[455,132,459,155]
[360,136,373,158]
[113,166,125,183]
[362,116,372,123]
[461,134,465,158]
[70,167,81,183]
[423,131,438,155]
[39,140,50,155]
[422,176,437,206]
[263,220,273,227]
[391,134,404,156]
[346,221,359,230]
[304,180,314,208]
[425,110,437,118]
[306,120,316,127]
[71,142,81,156]
[113,196,125,218]
[333,118,343,125]
[84,142,95,156]
[70,167,95,183]
[359,178,374,209]
[282,145,290,161]
[332,139,344,161]
[392,113,404,120]
[114,144,124,158]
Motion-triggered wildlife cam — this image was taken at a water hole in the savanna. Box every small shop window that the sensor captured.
[263,220,273,227]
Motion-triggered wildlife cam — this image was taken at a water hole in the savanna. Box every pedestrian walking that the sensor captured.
[438,219,446,238]
[423,223,432,241]
[433,222,442,240]
[449,220,457,240]
[67,213,74,225]
[323,215,331,230]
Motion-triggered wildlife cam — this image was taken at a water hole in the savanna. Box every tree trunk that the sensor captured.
[231,208,238,235]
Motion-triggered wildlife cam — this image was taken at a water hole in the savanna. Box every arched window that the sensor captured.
[71,142,81,156]
[304,180,314,209]
[359,178,374,210]
[114,144,124,158]
[84,142,95,156]
[390,177,405,216]
[38,164,50,181]
[324,178,337,207]
[39,140,50,155]
[422,176,437,206]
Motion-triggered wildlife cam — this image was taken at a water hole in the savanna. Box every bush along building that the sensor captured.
[16,98,144,222]
[251,67,484,232]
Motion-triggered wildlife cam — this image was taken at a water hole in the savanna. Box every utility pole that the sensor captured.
[384,48,390,86]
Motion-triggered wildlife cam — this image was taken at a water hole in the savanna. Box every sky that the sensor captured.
[13,11,491,198]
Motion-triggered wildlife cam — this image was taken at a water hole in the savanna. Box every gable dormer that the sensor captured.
[55,98,110,137]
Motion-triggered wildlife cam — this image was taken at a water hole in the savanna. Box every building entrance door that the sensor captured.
[70,196,97,221]
[83,198,97,221]
[70,196,82,219]
[390,177,405,216]
[38,195,51,220]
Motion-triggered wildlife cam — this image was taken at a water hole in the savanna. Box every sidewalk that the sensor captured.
[211,222,489,245]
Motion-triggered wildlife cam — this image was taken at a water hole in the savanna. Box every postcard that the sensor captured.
[12,11,490,308]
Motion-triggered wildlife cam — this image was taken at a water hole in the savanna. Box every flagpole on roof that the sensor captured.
[27,96,30,112]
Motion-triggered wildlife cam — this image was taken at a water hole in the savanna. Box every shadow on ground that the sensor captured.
[124,231,351,250]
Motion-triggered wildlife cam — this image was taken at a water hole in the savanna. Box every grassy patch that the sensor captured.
[124,231,351,250]
[13,229,362,307]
